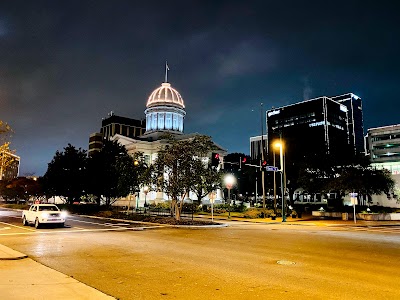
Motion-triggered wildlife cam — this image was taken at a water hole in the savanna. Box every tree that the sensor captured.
[0,121,17,175]
[327,165,395,198]
[191,162,221,204]
[152,135,216,220]
[43,144,87,204]
[87,140,146,206]
[297,162,395,206]
[0,177,44,203]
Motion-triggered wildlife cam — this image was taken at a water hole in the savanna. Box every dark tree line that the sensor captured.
[41,140,146,205]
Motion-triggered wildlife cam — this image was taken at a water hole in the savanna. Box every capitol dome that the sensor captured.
[144,81,186,134]
[147,82,185,109]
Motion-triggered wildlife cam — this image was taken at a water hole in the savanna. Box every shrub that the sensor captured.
[243,208,263,219]
[233,203,247,213]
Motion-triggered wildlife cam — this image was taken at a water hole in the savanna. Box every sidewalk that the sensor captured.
[194,214,400,227]
[0,244,115,300]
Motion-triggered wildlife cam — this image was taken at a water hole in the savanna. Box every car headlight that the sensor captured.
[60,211,67,218]
[41,212,49,218]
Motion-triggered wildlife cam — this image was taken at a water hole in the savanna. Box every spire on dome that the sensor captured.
[165,61,170,83]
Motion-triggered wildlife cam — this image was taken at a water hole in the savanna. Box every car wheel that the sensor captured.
[22,217,28,226]
[34,218,40,229]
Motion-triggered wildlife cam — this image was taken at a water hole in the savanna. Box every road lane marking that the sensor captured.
[67,218,162,228]
[0,221,36,231]
[0,227,147,236]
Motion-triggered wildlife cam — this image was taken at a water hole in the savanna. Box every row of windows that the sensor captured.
[146,112,184,132]
[272,112,316,126]
[373,153,400,159]
[101,124,145,139]
[372,143,400,150]
[371,133,400,142]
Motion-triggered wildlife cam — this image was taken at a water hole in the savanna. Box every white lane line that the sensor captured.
[0,227,144,236]
[0,221,36,231]
[68,218,132,228]
[104,223,130,226]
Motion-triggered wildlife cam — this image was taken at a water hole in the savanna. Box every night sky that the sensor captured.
[1,1,399,176]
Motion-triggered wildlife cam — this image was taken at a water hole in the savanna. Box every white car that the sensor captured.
[22,204,67,228]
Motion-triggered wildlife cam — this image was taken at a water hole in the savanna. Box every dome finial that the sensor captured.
[165,61,170,83]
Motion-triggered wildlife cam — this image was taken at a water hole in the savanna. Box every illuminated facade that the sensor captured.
[0,151,20,180]
[144,82,185,134]
[250,135,267,161]
[364,124,400,208]
[94,77,226,207]
[366,124,400,167]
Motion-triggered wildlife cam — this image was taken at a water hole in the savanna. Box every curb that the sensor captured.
[0,244,28,260]
[78,214,227,229]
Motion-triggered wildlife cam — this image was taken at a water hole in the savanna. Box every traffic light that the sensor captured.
[239,157,247,169]
[261,160,267,171]
[211,152,220,167]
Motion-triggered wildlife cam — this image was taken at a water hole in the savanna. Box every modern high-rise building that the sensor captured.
[331,93,364,154]
[250,135,267,161]
[266,96,351,170]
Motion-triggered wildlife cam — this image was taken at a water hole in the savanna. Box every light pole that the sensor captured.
[143,186,149,208]
[274,141,286,222]
[224,174,236,219]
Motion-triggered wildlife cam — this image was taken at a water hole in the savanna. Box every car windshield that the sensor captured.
[38,206,59,211]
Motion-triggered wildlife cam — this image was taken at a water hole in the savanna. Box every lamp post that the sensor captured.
[224,174,236,219]
[143,186,149,208]
[274,141,286,222]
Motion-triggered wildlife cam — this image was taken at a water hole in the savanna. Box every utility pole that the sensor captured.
[260,103,266,217]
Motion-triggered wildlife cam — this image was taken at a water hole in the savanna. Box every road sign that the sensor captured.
[265,166,278,172]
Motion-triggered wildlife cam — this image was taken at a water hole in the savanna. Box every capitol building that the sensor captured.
[89,74,226,206]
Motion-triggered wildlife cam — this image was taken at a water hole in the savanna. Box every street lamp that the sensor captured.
[224,174,236,219]
[274,141,286,222]
[143,186,149,208]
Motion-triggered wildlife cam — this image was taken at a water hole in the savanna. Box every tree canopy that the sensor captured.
[152,135,220,220]
[87,140,146,206]
[297,163,395,202]
[0,121,16,173]
[43,144,87,204]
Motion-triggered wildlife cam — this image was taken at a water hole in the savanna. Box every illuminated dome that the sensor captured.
[144,81,186,134]
[147,82,185,109]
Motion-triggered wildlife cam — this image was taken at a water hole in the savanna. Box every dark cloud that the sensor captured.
[0,0,399,175]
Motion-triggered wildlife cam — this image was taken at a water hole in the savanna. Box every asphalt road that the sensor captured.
[1,208,399,300]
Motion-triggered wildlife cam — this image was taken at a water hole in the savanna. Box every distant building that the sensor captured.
[366,124,400,168]
[249,135,267,161]
[266,93,365,207]
[331,93,364,154]
[266,96,351,169]
[88,113,146,156]
[0,151,20,180]
[364,124,400,208]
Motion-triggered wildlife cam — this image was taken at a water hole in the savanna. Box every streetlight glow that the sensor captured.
[224,174,235,188]
[224,174,236,219]
[273,139,286,222]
